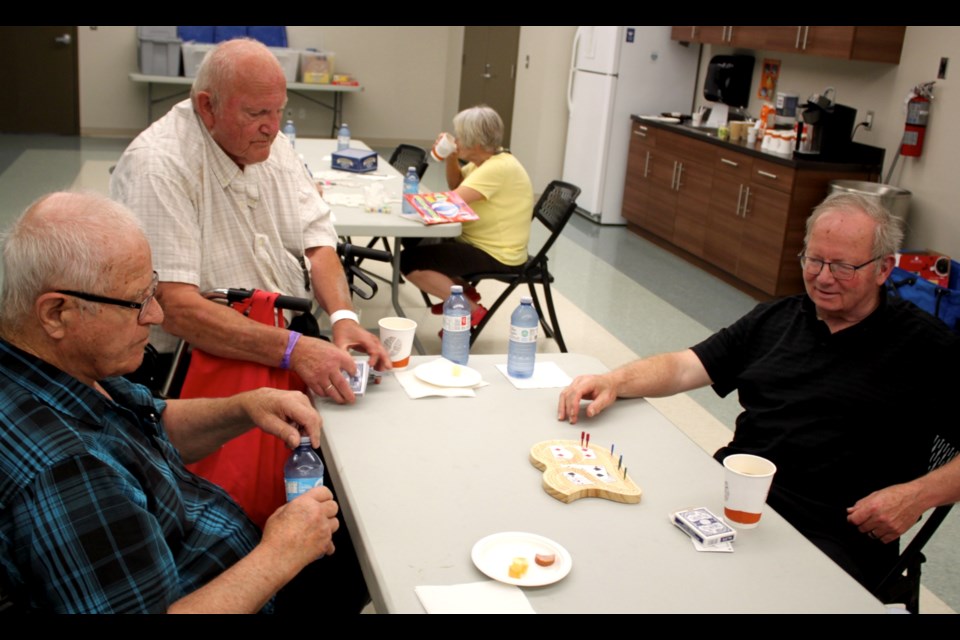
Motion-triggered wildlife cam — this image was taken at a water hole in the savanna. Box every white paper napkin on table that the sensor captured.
[395,369,487,399]
[415,581,535,614]
[496,361,573,389]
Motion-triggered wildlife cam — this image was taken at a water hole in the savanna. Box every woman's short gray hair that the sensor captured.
[453,105,504,152]
[805,193,905,258]
[0,192,145,328]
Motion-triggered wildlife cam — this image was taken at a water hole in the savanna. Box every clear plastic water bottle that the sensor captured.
[282,119,296,147]
[337,122,351,151]
[507,296,538,378]
[402,166,419,215]
[284,436,324,501]
[441,285,471,365]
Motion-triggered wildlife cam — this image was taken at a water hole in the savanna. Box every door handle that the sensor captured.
[55,33,72,46]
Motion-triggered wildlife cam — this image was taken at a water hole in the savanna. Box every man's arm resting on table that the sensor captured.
[847,455,960,544]
[157,281,358,403]
[558,350,712,424]
[168,487,339,614]
[304,246,390,371]
[162,388,321,464]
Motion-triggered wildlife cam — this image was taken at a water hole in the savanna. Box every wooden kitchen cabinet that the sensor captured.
[623,122,714,253]
[672,25,905,64]
[624,117,879,297]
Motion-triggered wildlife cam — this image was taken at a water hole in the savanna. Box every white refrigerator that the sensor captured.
[562,26,700,225]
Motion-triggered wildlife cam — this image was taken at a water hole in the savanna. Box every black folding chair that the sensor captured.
[463,180,581,351]
[873,434,958,613]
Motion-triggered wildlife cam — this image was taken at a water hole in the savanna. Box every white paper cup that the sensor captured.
[430,133,456,162]
[722,454,777,529]
[378,317,417,369]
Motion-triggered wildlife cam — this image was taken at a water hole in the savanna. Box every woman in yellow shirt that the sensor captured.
[401,105,534,327]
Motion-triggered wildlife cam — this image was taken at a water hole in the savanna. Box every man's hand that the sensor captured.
[847,483,926,544]
[332,320,393,372]
[557,374,618,425]
[262,487,340,565]
[238,388,321,449]
[290,335,358,404]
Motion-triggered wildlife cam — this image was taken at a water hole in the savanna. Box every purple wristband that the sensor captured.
[280,331,302,370]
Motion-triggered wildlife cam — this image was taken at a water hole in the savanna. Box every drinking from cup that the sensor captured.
[431,133,456,162]
[378,317,418,369]
[722,454,777,529]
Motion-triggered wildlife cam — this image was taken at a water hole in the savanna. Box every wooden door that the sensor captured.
[0,26,79,134]
[459,26,520,147]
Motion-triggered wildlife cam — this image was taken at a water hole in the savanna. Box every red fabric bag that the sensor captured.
[181,290,306,529]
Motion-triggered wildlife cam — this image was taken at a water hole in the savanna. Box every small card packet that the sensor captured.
[671,507,737,547]
[342,360,369,396]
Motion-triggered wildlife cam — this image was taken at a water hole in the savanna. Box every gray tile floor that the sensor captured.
[0,134,956,613]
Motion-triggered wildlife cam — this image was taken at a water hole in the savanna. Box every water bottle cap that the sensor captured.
[286,119,293,125]
[299,436,311,446]
[521,296,533,304]
[450,285,463,294]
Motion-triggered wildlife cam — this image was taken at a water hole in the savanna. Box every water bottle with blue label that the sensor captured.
[284,436,324,501]
[283,119,296,147]
[507,296,538,378]
[402,166,419,215]
[337,123,351,151]
[441,285,471,365]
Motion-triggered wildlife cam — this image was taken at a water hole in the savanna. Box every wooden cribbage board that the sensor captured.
[529,439,642,504]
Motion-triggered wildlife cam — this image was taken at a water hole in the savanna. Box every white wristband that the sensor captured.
[329,309,359,325]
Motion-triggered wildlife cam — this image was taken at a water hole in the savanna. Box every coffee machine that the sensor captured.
[798,88,856,159]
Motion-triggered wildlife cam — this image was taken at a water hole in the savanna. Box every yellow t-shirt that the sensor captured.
[458,152,534,266]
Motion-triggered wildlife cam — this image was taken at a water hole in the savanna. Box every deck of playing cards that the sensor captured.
[672,507,737,546]
[342,360,369,396]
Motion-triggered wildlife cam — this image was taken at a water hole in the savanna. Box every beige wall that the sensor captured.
[699,26,960,255]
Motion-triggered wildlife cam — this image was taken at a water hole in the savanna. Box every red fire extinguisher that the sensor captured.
[901,82,934,157]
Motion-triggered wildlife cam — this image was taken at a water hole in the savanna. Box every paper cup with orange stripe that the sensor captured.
[722,454,777,529]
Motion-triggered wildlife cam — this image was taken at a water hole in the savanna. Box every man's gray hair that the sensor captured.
[453,105,504,152]
[0,192,145,327]
[805,193,905,258]
[190,38,281,110]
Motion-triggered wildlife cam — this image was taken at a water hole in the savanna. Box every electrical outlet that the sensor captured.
[864,111,874,131]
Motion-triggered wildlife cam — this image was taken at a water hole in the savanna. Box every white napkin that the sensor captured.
[395,369,484,398]
[495,361,573,389]
[415,581,535,614]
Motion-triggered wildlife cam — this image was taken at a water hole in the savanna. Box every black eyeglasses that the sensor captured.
[798,255,880,281]
[57,271,159,323]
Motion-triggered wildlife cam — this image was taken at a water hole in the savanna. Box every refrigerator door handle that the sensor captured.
[567,27,583,112]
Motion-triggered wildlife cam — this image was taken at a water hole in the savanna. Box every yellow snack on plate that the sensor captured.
[508,557,528,579]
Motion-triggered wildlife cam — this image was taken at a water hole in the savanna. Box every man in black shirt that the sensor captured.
[558,193,960,592]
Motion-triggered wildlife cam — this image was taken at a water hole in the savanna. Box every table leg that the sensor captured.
[390,241,425,355]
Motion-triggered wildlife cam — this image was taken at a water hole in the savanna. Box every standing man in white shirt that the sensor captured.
[112,38,381,613]
[111,38,390,404]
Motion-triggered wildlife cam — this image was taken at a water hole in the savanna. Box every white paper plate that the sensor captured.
[471,531,572,586]
[414,358,482,388]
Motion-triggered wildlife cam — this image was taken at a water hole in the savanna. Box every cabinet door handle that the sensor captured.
[675,163,684,191]
[795,26,802,49]
[643,151,651,178]
[691,26,697,39]
[634,128,647,138]
[742,187,752,217]
[735,184,744,217]
[727,26,733,42]
[670,161,678,190]
[757,170,778,180]
[720,157,739,167]
[802,26,810,50]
